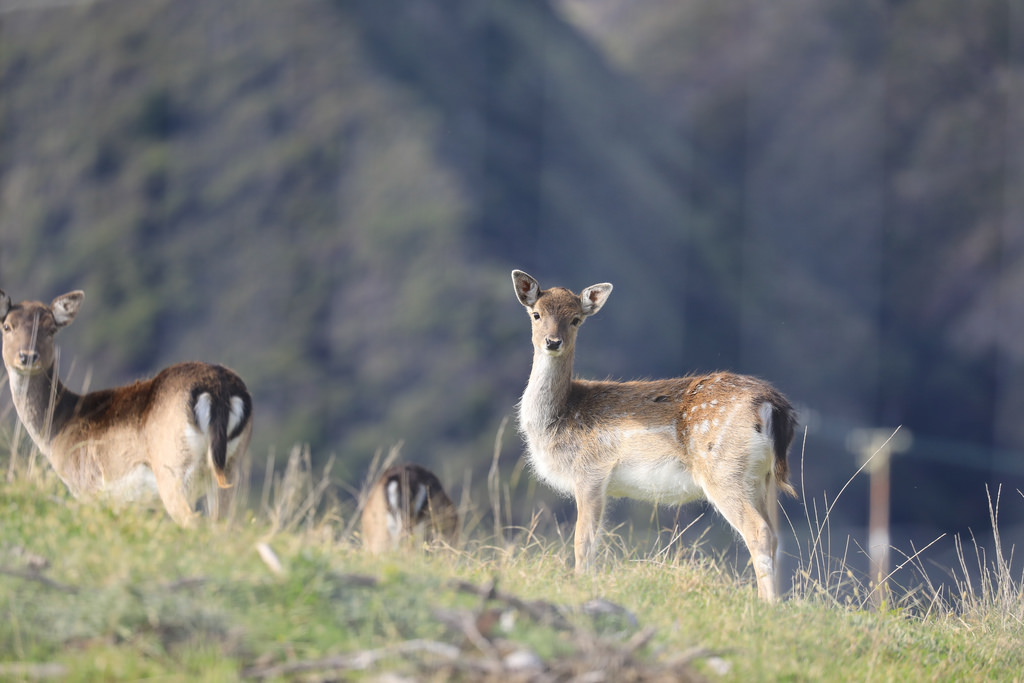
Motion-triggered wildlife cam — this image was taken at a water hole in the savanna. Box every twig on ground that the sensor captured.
[242,639,460,679]
[0,566,78,594]
[449,577,573,630]
[0,662,68,680]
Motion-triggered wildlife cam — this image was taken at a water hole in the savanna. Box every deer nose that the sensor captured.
[545,337,562,352]
[18,350,39,366]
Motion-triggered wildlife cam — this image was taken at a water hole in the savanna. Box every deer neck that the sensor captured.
[5,366,77,456]
[520,348,574,435]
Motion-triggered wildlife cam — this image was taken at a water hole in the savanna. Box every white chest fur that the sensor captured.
[522,436,577,496]
[518,362,579,495]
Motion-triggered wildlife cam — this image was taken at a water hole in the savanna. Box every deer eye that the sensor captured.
[571,317,581,326]
[2,323,10,333]
[532,312,541,321]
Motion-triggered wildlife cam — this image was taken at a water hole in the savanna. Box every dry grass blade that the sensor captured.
[950,485,1024,626]
[489,415,509,544]
[264,445,337,535]
[870,533,946,608]
[789,426,914,606]
[340,441,403,541]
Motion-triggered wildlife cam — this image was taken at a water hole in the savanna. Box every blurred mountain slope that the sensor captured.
[559,0,1024,531]
[1,0,1022,545]
[0,0,730,485]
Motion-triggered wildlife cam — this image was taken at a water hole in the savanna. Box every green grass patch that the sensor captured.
[2,459,1023,681]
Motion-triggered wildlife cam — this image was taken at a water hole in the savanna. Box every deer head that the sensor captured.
[511,270,612,358]
[0,290,83,377]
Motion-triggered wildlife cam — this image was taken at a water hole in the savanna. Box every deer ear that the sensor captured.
[51,291,84,327]
[0,290,10,321]
[512,270,541,307]
[580,283,613,317]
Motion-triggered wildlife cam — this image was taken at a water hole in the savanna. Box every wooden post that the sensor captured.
[846,427,913,609]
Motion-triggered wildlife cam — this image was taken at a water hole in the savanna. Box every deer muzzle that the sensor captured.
[17,349,40,370]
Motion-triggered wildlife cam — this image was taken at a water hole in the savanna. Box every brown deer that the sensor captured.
[511,270,797,601]
[361,463,459,553]
[0,289,252,526]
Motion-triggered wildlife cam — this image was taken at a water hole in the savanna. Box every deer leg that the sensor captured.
[573,481,607,574]
[208,478,236,522]
[713,495,779,601]
[203,427,247,522]
[153,464,199,528]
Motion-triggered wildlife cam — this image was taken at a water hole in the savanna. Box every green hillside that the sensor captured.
[2,470,1022,680]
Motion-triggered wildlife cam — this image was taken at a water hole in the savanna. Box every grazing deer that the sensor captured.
[0,289,252,527]
[511,270,797,601]
[361,463,459,553]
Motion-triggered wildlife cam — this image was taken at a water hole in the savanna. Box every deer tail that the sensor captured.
[192,385,251,490]
[760,397,798,498]
[209,402,231,489]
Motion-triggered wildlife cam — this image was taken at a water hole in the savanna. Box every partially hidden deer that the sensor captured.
[0,289,252,527]
[512,270,797,601]
[361,463,459,553]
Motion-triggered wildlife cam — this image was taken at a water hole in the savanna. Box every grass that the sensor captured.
[2,434,1024,681]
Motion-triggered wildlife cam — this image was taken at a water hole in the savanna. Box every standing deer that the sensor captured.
[0,289,252,527]
[361,463,459,553]
[512,270,797,601]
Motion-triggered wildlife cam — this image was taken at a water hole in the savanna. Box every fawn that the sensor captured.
[512,270,796,600]
[0,289,252,526]
[361,463,459,553]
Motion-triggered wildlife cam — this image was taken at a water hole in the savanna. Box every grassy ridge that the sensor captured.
[1,459,1023,681]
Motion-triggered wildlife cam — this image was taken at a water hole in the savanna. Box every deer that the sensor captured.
[0,289,253,527]
[511,270,797,601]
[361,463,459,553]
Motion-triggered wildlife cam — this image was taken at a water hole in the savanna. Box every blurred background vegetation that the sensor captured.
[1,0,1022,574]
